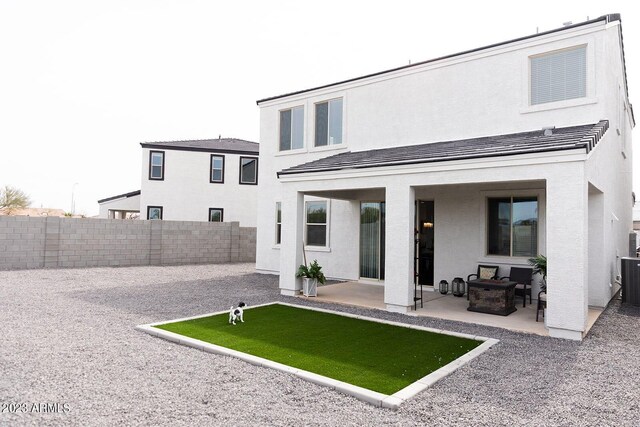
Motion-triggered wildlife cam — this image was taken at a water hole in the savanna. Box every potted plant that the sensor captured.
[528,254,547,325]
[296,259,326,297]
[528,254,547,291]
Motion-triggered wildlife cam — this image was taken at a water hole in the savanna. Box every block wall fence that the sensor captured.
[0,216,256,270]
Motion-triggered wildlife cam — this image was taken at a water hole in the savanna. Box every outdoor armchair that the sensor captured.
[466,265,500,299]
[500,267,533,307]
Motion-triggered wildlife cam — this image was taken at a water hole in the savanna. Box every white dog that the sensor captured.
[228,302,246,325]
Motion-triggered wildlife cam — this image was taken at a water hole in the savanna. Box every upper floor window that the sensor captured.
[315,98,343,146]
[279,106,304,151]
[239,157,258,185]
[209,208,223,222]
[210,155,225,183]
[530,46,586,106]
[487,197,538,257]
[149,151,164,180]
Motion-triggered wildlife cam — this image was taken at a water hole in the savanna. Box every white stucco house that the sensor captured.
[98,190,141,219]
[255,14,634,340]
[139,138,259,225]
[98,138,259,226]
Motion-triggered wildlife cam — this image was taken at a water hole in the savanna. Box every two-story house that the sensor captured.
[139,137,259,225]
[255,14,634,340]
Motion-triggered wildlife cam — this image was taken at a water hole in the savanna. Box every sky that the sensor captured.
[0,0,637,216]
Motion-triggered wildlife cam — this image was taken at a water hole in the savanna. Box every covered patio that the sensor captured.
[303,282,604,337]
[277,122,613,340]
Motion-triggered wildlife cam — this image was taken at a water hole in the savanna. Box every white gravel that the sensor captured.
[1,264,639,426]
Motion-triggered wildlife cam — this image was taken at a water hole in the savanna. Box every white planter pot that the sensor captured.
[303,277,318,297]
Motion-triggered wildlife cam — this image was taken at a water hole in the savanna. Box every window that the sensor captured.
[275,202,282,245]
[149,151,164,180]
[305,201,327,246]
[279,106,304,151]
[315,98,343,146]
[210,155,225,183]
[530,46,586,105]
[487,197,538,257]
[147,206,163,220]
[208,208,223,222]
[239,157,258,185]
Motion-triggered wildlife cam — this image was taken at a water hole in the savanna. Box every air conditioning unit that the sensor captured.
[621,257,640,306]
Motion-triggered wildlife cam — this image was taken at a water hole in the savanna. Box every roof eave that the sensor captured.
[97,190,141,204]
[139,143,259,155]
[277,146,587,178]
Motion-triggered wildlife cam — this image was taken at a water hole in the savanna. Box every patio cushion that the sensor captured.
[479,267,498,280]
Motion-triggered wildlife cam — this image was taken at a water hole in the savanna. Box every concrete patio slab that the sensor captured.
[308,281,604,337]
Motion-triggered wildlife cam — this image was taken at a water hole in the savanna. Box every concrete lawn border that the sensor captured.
[136,301,499,409]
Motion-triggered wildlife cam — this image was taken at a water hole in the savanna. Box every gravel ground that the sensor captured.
[1,264,639,427]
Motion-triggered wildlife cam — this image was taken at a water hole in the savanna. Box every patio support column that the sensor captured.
[384,183,415,313]
[545,168,588,340]
[279,189,304,296]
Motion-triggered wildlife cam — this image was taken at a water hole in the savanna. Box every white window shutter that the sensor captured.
[531,46,586,105]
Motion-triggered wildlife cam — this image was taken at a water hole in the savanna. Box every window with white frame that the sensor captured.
[149,151,164,180]
[208,208,223,222]
[487,197,538,257]
[239,157,258,185]
[279,106,304,151]
[305,201,327,246]
[530,46,586,106]
[315,98,343,146]
[275,202,282,245]
[210,155,224,183]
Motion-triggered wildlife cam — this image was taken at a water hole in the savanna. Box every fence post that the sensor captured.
[230,221,240,263]
[44,217,61,268]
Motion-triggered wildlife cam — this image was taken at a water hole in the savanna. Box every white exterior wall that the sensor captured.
[256,18,633,340]
[139,148,258,226]
[258,20,627,271]
[98,194,141,218]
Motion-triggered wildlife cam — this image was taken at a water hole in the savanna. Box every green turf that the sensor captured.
[155,304,481,395]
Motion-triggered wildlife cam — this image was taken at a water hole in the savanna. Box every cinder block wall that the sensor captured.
[0,216,46,270]
[57,218,151,268]
[0,216,256,270]
[239,226,257,262]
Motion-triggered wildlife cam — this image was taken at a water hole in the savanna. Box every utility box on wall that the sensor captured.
[621,257,640,306]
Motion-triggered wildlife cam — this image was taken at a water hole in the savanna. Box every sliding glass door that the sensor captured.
[359,202,385,280]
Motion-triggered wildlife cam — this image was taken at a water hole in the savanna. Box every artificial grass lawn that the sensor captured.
[155,304,481,395]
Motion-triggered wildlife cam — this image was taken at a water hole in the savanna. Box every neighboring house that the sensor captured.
[139,137,259,226]
[98,190,141,219]
[255,14,634,340]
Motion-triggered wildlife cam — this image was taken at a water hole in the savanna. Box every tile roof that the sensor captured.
[140,138,259,154]
[278,120,609,177]
[97,190,141,204]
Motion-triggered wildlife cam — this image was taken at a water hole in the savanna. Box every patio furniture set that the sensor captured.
[436,265,546,320]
